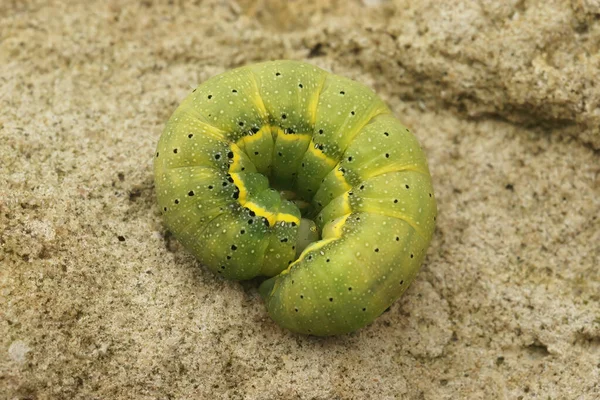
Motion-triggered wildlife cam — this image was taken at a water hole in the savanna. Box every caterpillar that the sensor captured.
[154,60,437,336]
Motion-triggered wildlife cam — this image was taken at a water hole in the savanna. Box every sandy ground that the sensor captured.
[1,0,599,399]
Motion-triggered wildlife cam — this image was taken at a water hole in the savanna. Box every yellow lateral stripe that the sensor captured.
[340,192,352,215]
[227,122,310,229]
[301,238,337,258]
[273,129,311,142]
[235,138,247,152]
[236,126,270,147]
[234,125,311,146]
[322,213,350,239]
[285,212,350,272]
[270,126,284,138]
[333,167,352,192]
[286,238,337,271]
[276,212,300,224]
[245,201,277,225]
[307,140,337,167]
[228,144,246,173]
[228,172,248,203]
[228,171,299,226]
[244,202,300,226]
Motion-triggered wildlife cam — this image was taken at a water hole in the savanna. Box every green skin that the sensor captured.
[154,60,437,336]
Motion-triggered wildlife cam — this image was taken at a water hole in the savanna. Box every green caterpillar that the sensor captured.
[154,60,437,336]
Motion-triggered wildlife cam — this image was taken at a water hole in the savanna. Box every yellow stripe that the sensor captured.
[244,202,300,227]
[340,192,351,215]
[244,202,299,226]
[273,128,311,143]
[228,144,246,173]
[276,212,300,224]
[284,213,350,272]
[236,126,270,148]
[301,239,336,258]
[322,213,350,239]
[229,171,299,226]
[228,124,305,228]
[287,238,337,270]
[307,140,337,167]
[229,172,248,203]
[245,201,277,225]
[270,126,284,138]
[333,167,352,192]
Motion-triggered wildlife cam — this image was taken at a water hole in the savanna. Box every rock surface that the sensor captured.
[1,0,598,399]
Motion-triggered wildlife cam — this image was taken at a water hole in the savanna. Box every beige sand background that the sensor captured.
[1,0,599,399]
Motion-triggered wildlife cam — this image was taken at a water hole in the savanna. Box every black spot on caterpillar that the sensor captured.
[154,60,437,336]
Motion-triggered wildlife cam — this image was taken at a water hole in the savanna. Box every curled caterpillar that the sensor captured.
[154,60,437,336]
